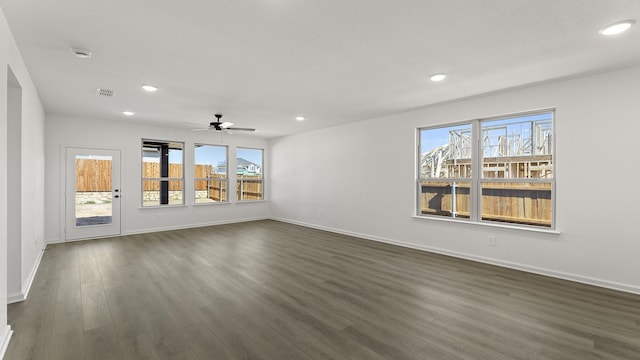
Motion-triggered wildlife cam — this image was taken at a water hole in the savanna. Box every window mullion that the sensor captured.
[471,120,481,222]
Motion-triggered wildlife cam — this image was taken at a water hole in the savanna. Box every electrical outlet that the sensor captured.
[488,235,496,246]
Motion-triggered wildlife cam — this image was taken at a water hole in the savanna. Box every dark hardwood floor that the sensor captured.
[6,220,640,359]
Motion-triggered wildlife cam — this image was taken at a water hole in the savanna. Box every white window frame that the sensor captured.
[194,143,228,204]
[141,139,185,207]
[236,147,264,202]
[416,109,556,231]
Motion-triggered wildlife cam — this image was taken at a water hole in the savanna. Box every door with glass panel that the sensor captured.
[65,147,121,240]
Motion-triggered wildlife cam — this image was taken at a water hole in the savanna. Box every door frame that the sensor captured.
[60,145,123,241]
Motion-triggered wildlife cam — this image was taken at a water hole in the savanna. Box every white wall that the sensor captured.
[6,70,21,298]
[270,65,640,294]
[0,4,47,353]
[0,45,7,359]
[45,115,270,242]
[17,75,45,301]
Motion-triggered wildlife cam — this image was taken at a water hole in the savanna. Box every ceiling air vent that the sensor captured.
[96,88,115,97]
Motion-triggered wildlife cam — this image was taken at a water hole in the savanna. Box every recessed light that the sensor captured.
[122,111,135,116]
[142,84,158,92]
[295,116,305,121]
[599,20,635,36]
[430,73,447,82]
[71,47,92,59]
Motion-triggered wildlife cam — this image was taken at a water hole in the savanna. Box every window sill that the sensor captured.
[193,202,231,206]
[139,204,187,210]
[236,200,268,204]
[412,215,560,234]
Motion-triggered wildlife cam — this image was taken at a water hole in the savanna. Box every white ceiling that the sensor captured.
[2,0,639,138]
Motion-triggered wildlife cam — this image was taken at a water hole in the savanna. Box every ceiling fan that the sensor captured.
[191,114,256,132]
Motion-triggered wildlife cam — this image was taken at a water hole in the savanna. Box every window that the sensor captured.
[194,144,228,204]
[418,123,473,219]
[142,140,184,207]
[236,147,263,201]
[418,110,554,229]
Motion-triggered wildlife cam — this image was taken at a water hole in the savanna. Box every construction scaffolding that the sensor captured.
[419,117,554,226]
[421,118,553,179]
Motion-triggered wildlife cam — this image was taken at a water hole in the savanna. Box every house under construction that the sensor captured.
[421,118,553,179]
[419,118,554,226]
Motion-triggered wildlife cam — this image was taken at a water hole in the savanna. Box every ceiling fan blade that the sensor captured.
[186,114,255,134]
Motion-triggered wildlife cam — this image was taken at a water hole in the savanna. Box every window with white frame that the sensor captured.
[417,110,554,229]
[236,147,263,201]
[194,144,228,204]
[142,140,184,207]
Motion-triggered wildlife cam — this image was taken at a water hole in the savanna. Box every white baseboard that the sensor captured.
[45,217,270,244]
[45,237,61,244]
[271,217,640,296]
[0,325,13,359]
[124,216,269,236]
[7,247,46,304]
[6,291,23,304]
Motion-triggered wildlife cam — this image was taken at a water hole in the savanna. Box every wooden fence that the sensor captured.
[236,178,263,201]
[142,163,213,191]
[198,176,263,201]
[205,176,227,201]
[75,159,112,192]
[76,160,262,200]
[420,181,552,226]
[80,160,547,218]
[76,159,216,191]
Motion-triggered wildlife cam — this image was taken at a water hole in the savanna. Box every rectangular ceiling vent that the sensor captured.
[96,88,115,97]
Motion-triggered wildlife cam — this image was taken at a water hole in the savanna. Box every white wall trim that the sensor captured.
[0,325,13,359]
[45,216,270,244]
[45,237,61,244]
[7,292,23,304]
[271,217,640,296]
[124,216,269,236]
[7,247,45,304]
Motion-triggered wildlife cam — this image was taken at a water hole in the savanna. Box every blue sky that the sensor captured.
[190,145,262,166]
[420,112,552,155]
[160,145,262,167]
[235,148,262,166]
[420,124,470,154]
[194,145,226,166]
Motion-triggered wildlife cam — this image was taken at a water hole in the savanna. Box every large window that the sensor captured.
[236,147,263,201]
[418,110,554,229]
[142,140,184,207]
[194,144,228,204]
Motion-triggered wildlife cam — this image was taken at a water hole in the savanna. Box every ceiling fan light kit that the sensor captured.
[192,114,256,133]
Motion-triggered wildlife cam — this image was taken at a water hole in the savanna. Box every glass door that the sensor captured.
[65,147,121,240]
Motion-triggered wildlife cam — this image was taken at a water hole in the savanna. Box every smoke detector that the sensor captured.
[71,47,92,59]
[96,88,115,97]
